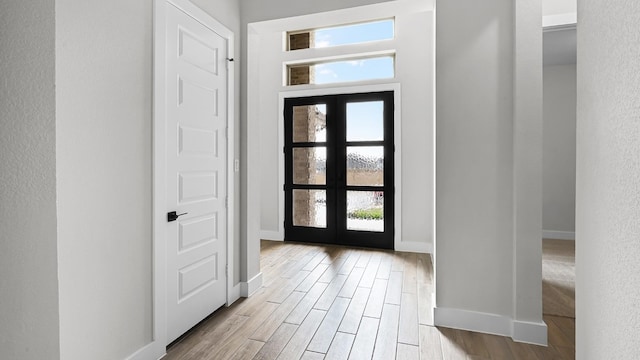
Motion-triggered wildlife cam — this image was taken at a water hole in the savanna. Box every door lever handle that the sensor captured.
[167,211,188,222]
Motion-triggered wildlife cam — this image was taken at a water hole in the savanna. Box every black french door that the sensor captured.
[284,91,394,249]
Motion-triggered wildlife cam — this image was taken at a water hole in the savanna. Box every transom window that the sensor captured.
[287,19,394,51]
[288,56,395,86]
[285,19,396,86]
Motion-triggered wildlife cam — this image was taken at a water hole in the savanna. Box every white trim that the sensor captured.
[395,241,431,254]
[283,47,397,67]
[277,83,401,248]
[228,284,241,306]
[224,23,238,309]
[151,0,236,354]
[434,307,513,338]
[261,230,284,241]
[513,320,548,346]
[149,1,169,358]
[542,230,575,240]
[542,13,577,30]
[434,307,548,346]
[124,342,157,360]
[241,272,264,297]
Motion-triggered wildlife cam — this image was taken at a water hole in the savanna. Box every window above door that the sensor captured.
[286,19,395,51]
[282,18,397,87]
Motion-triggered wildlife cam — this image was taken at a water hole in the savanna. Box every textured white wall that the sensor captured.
[0,1,60,359]
[576,1,640,358]
[543,64,576,234]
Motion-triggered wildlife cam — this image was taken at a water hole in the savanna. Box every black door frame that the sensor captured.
[284,91,394,249]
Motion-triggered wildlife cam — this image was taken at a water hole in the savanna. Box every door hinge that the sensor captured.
[225,264,229,276]
[225,127,229,139]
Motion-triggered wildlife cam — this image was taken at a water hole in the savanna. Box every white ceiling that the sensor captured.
[543,26,577,66]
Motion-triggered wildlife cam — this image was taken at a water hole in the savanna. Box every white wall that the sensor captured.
[241,0,390,23]
[0,1,60,359]
[246,0,435,254]
[435,0,546,344]
[436,0,515,317]
[56,1,154,358]
[543,64,576,237]
[55,0,241,359]
[542,0,576,17]
[576,1,640,358]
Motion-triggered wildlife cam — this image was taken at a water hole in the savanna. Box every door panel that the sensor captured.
[166,3,227,344]
[284,92,394,249]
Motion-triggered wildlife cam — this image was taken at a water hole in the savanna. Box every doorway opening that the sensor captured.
[284,91,394,249]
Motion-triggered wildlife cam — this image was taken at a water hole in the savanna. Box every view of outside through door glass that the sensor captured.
[292,101,385,233]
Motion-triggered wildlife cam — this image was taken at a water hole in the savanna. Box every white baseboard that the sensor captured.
[260,230,283,241]
[513,319,548,346]
[434,307,512,338]
[125,342,164,360]
[395,241,431,254]
[241,272,263,297]
[434,307,548,346]
[542,230,575,241]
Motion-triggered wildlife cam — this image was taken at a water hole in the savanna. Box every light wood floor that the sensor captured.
[542,239,575,318]
[165,241,575,359]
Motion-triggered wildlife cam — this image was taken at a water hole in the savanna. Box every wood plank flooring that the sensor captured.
[542,239,575,318]
[165,241,575,359]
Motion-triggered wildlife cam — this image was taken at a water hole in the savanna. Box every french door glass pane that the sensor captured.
[347,146,384,186]
[293,104,327,142]
[347,101,384,141]
[347,191,384,232]
[293,147,326,185]
[293,189,327,228]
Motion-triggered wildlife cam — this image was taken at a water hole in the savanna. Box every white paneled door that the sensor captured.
[165,3,227,344]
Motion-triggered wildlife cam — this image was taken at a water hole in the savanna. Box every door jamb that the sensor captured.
[145,0,236,358]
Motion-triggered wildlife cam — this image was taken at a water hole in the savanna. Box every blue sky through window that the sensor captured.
[314,57,394,84]
[314,101,386,159]
[312,20,394,85]
[313,19,394,48]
